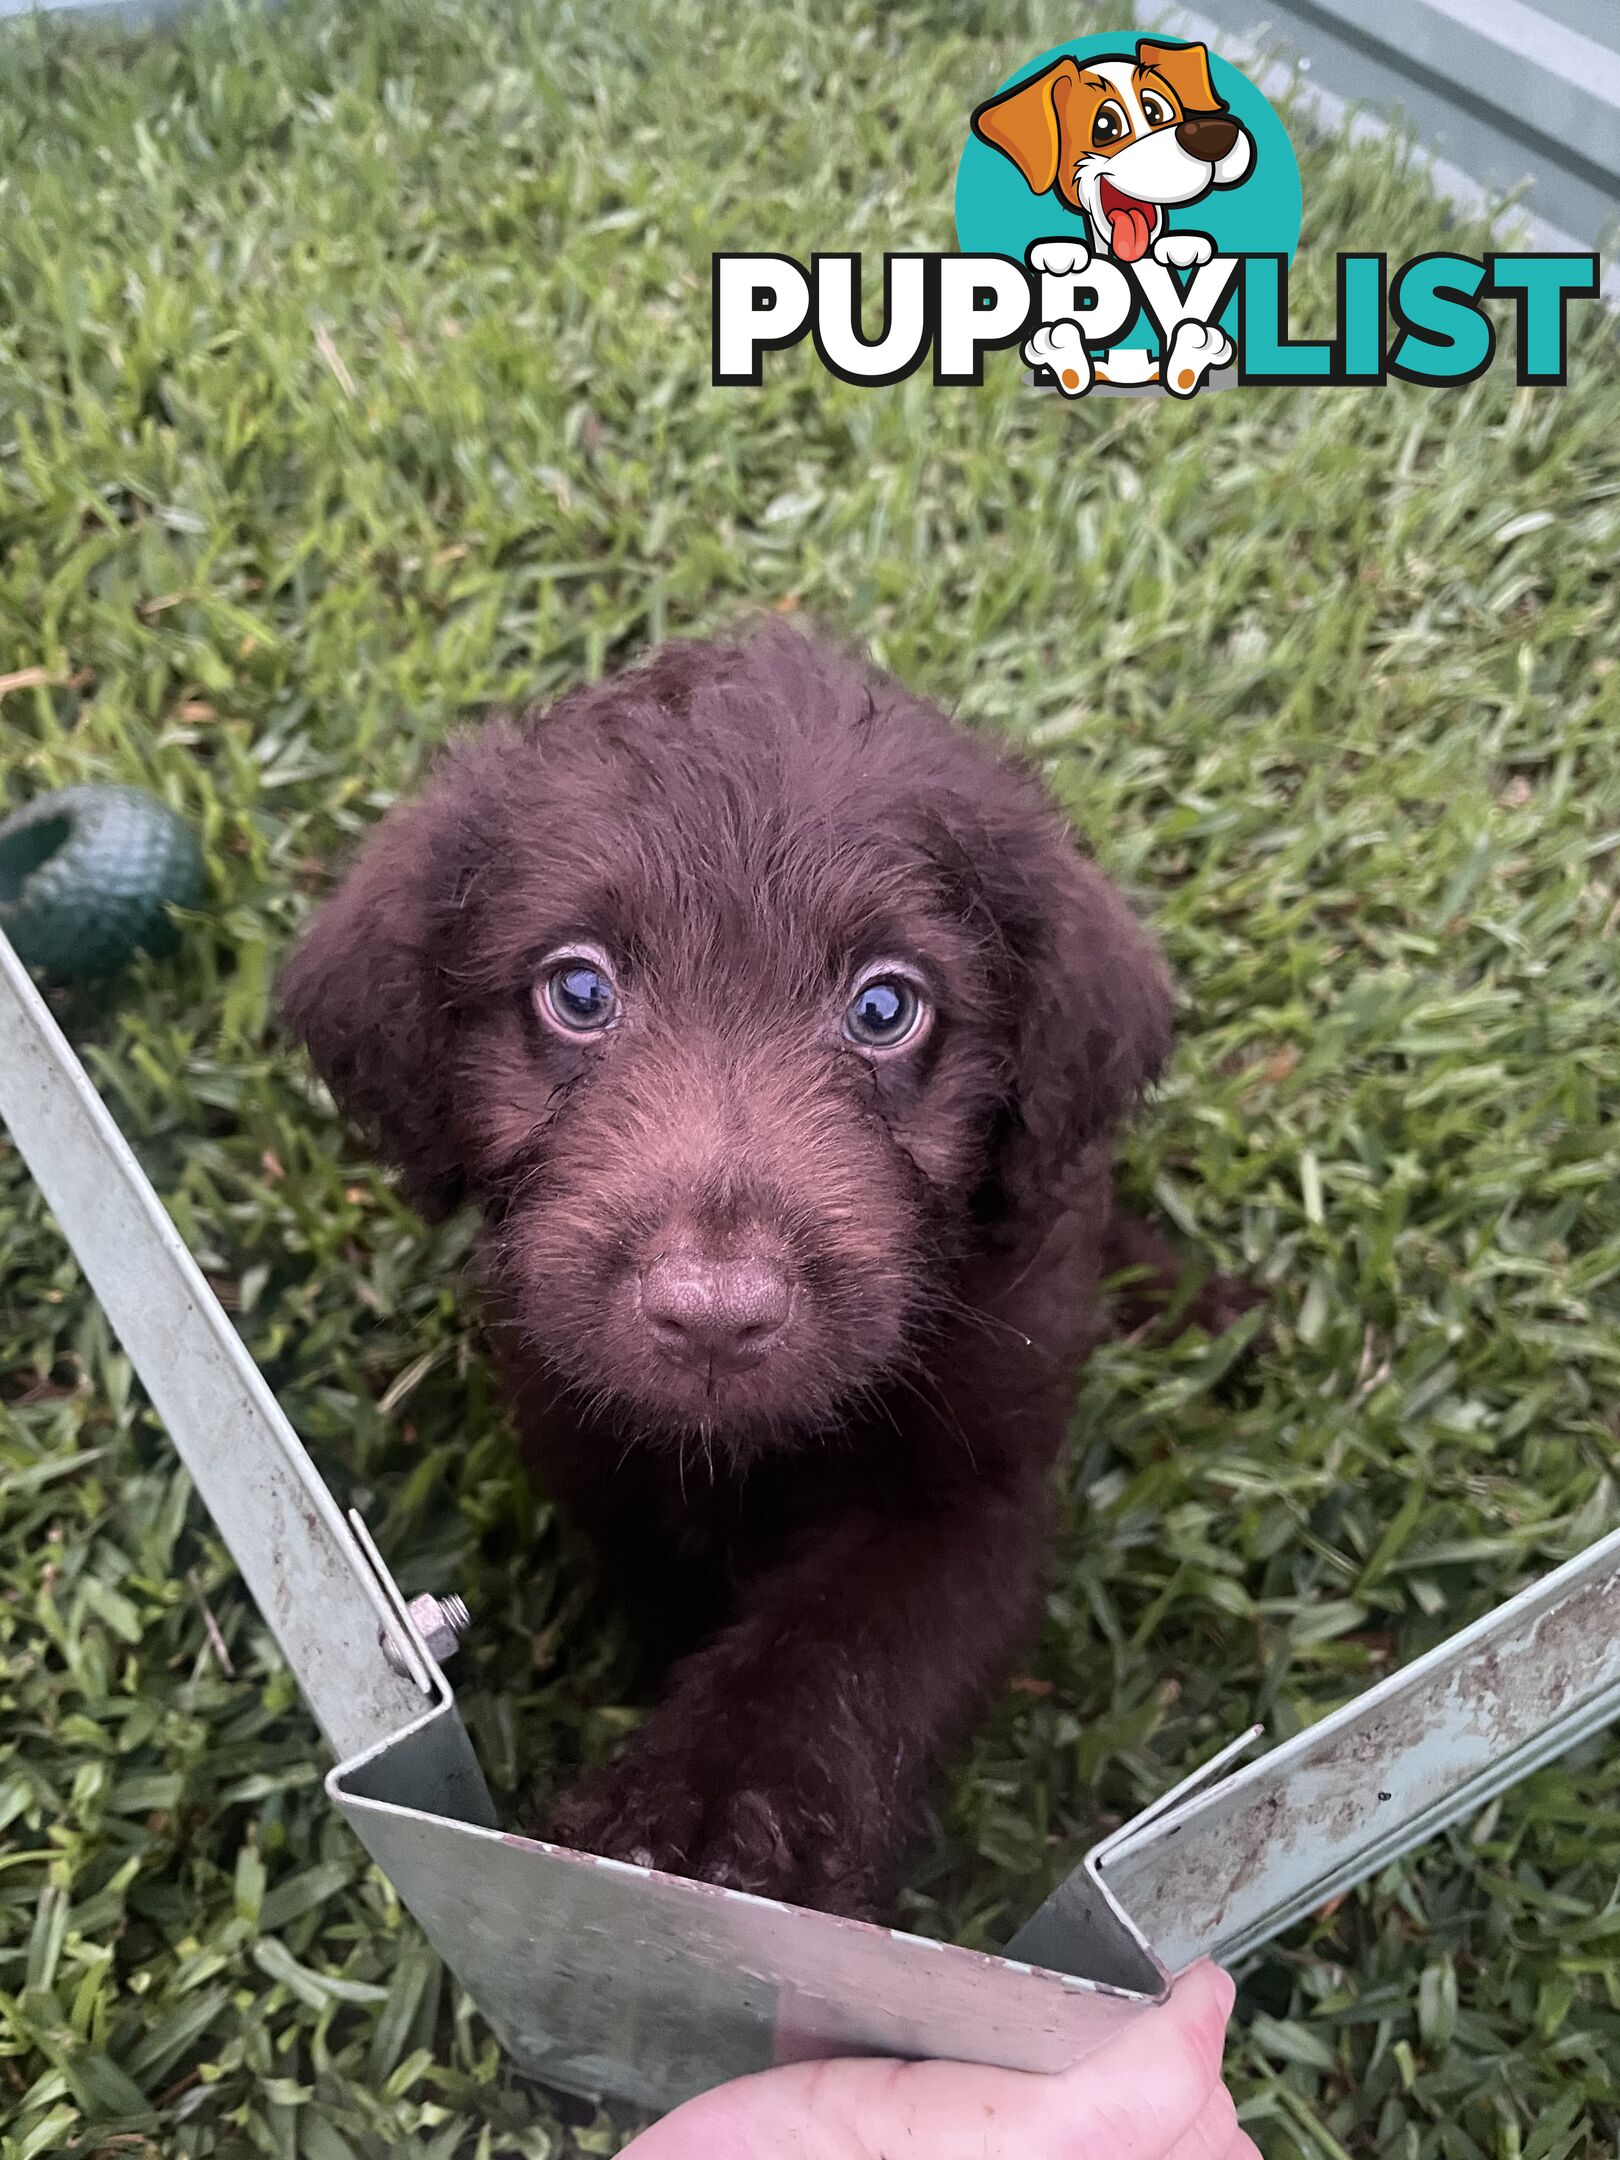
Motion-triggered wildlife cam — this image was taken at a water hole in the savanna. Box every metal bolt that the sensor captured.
[381,1591,470,1675]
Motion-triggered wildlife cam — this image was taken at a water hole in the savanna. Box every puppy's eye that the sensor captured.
[537,951,620,1036]
[844,973,930,1055]
[1092,100,1130,146]
[1140,90,1175,127]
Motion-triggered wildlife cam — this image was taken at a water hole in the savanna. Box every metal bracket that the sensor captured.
[5,924,1619,2116]
[1010,1518,1620,1976]
[0,934,447,1766]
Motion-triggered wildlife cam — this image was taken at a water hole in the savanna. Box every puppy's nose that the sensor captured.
[640,1251,792,1372]
[1176,115,1238,161]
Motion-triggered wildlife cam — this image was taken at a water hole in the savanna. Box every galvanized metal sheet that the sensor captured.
[327,1507,1620,2114]
[1091,1517,1620,1971]
[0,934,456,1766]
[329,1696,1166,2112]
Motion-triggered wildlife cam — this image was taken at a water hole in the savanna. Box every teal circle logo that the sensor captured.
[956,35,1301,358]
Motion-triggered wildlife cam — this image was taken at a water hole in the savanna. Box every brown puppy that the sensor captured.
[282,628,1204,1916]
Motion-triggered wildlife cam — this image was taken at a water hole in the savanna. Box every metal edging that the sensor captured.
[1011,1516,1620,1977]
[323,1721,1188,2110]
[0,931,467,1769]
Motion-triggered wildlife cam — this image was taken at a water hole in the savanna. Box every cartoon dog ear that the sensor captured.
[1136,38,1227,115]
[971,57,1082,196]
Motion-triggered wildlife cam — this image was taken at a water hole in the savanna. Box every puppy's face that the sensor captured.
[455,755,999,1443]
[972,40,1253,262]
[281,633,1170,1454]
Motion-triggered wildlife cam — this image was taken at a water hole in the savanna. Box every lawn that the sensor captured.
[1,0,1618,2152]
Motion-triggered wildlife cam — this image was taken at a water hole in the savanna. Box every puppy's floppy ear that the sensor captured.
[971,57,1082,195]
[982,818,1173,1227]
[278,780,472,1215]
[1136,37,1226,115]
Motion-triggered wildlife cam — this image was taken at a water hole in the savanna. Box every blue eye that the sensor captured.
[844,973,928,1052]
[539,955,619,1034]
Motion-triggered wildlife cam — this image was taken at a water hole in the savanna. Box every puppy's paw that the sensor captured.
[548,1743,882,1916]
[547,1748,705,1875]
[694,1785,880,1917]
[1152,229,1215,270]
[1027,238,1090,277]
[1023,321,1092,397]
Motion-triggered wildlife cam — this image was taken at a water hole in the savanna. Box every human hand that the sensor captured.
[622,1958,1256,2160]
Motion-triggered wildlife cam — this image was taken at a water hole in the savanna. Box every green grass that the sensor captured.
[1,0,1618,2151]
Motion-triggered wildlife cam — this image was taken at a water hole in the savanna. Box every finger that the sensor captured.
[1174,2089,1264,2160]
[1164,2079,1239,2159]
[1080,1962,1237,2114]
[623,1963,1240,2160]
[1019,1961,1236,2157]
[1200,2132,1259,2160]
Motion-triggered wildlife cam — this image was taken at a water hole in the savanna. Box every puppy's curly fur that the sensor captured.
[282,627,1227,1915]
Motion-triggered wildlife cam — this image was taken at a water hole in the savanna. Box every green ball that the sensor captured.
[0,785,207,981]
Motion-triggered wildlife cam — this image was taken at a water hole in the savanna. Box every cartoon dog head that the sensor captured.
[971,39,1253,263]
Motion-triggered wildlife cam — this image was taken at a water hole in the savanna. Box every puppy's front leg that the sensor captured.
[549,1481,1048,1915]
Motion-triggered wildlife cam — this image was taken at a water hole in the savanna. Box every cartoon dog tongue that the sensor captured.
[1100,182,1156,263]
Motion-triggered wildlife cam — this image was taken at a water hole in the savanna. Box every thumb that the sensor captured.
[622,1960,1237,2160]
[1028,1961,1238,2157]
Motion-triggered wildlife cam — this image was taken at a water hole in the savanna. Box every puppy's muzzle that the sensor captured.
[1175,115,1238,161]
[639,1249,793,1374]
